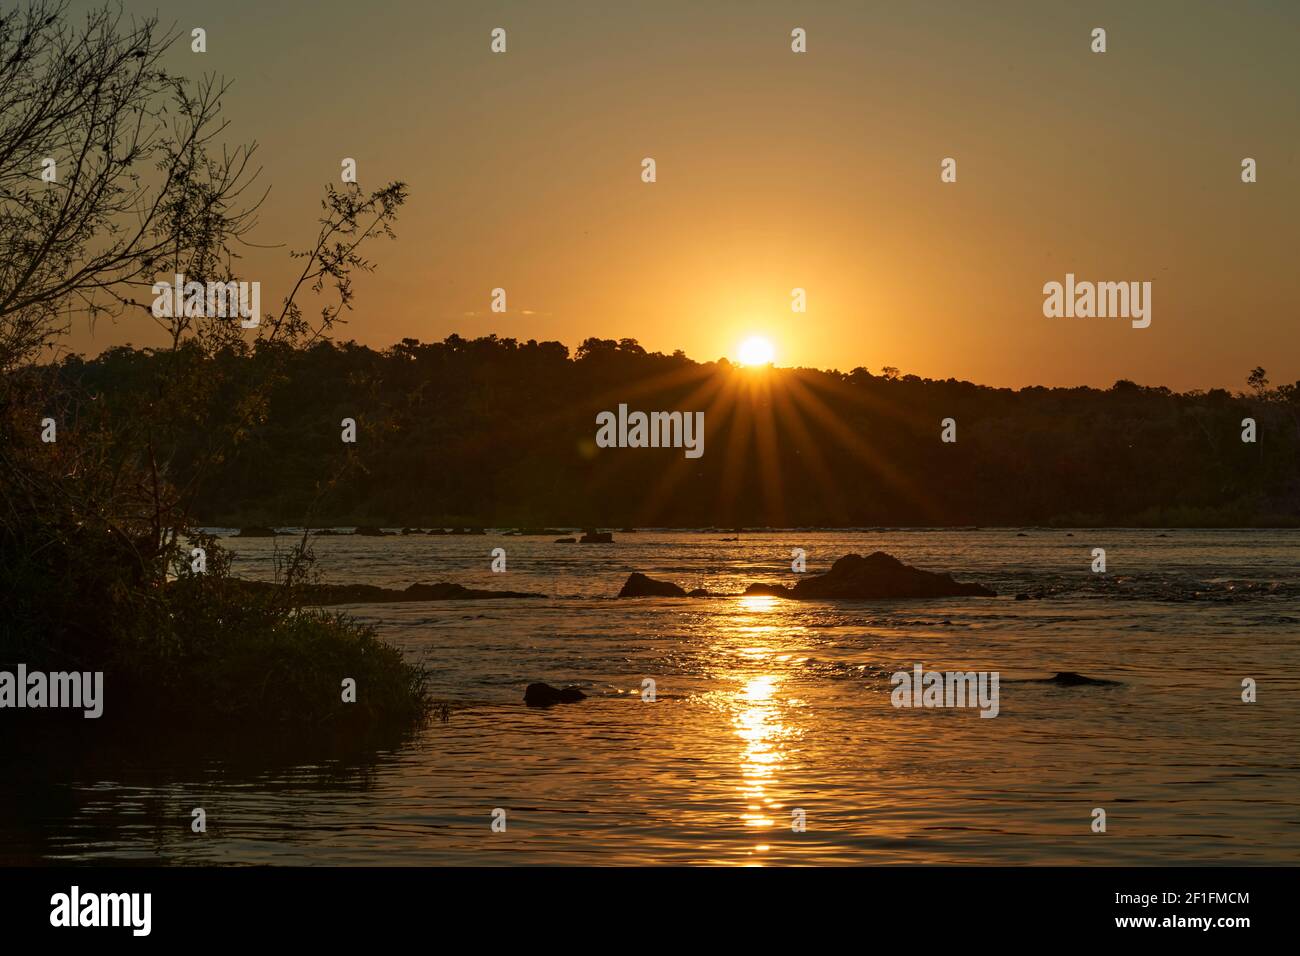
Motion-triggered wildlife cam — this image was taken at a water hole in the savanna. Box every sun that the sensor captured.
[737,336,775,367]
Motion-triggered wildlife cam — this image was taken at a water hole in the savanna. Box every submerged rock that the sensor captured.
[747,552,995,600]
[227,579,545,604]
[235,526,277,537]
[524,682,587,707]
[399,582,543,601]
[554,537,577,544]
[741,582,792,598]
[579,530,614,544]
[1041,671,1119,687]
[618,572,687,597]
[1004,671,1119,687]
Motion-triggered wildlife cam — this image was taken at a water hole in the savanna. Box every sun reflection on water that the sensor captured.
[711,593,806,864]
[738,593,780,614]
[732,673,791,858]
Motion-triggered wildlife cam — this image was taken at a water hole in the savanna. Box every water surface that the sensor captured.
[4,529,1297,865]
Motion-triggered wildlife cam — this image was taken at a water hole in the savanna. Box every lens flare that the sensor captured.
[737,336,775,366]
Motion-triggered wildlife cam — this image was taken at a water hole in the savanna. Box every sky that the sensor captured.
[61,0,1300,390]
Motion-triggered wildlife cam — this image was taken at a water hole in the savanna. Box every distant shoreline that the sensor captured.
[201,524,1300,535]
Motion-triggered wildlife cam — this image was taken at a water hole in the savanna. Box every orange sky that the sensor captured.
[63,0,1300,390]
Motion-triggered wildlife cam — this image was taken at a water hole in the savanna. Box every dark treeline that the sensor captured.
[51,336,1300,528]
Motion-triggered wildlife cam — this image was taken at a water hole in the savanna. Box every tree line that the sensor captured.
[47,336,1300,528]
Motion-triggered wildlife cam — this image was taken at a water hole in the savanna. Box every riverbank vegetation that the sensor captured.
[0,1,427,735]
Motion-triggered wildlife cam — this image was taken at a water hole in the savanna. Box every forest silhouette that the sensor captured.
[50,335,1300,529]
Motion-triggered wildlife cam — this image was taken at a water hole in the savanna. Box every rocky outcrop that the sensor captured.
[579,530,614,543]
[744,552,995,600]
[226,579,545,604]
[1039,671,1119,687]
[741,582,790,598]
[618,572,687,597]
[616,552,993,601]
[524,683,587,707]
[235,526,277,537]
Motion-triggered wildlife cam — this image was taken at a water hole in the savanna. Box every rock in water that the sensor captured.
[524,683,587,707]
[1045,671,1118,686]
[741,582,793,598]
[235,526,277,537]
[579,530,614,544]
[224,579,545,604]
[618,572,687,597]
[777,552,994,599]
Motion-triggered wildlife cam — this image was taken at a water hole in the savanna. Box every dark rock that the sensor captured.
[742,582,793,597]
[401,527,420,535]
[353,526,390,536]
[579,530,614,544]
[617,553,993,601]
[554,537,577,543]
[749,552,995,600]
[1043,671,1119,687]
[524,682,587,707]
[312,528,340,536]
[1015,592,1030,601]
[235,526,277,537]
[400,582,543,601]
[224,579,545,604]
[618,572,687,597]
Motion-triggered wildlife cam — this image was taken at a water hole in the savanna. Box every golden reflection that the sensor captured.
[732,673,791,849]
[737,594,779,613]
